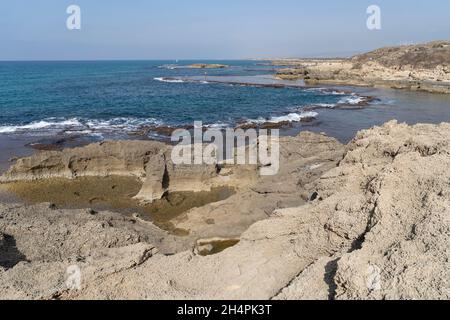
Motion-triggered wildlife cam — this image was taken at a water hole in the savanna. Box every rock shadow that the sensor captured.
[324,258,339,300]
[0,234,27,269]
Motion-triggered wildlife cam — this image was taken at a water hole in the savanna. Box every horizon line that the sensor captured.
[0,58,266,62]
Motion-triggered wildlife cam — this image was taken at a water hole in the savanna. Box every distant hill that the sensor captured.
[273,41,450,94]
[352,41,450,70]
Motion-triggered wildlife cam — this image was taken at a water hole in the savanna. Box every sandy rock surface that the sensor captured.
[0,140,166,181]
[1,132,343,241]
[1,121,450,299]
[275,120,450,300]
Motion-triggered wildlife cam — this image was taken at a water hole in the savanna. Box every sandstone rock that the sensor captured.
[274,41,450,94]
[274,256,339,300]
[2,121,450,299]
[271,120,450,300]
[0,140,169,182]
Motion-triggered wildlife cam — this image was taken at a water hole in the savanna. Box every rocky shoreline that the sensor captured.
[274,41,450,94]
[1,120,450,299]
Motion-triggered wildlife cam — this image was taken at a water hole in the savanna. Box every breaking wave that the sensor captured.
[246,111,319,125]
[0,117,162,135]
[154,77,185,83]
[0,118,83,134]
[338,94,366,105]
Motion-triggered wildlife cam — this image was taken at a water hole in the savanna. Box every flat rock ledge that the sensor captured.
[1,121,450,299]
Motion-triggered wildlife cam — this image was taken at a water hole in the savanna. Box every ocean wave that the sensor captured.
[84,117,161,131]
[338,94,366,105]
[330,90,347,95]
[304,88,347,95]
[269,111,318,123]
[0,118,83,134]
[0,117,161,135]
[246,111,319,125]
[154,77,185,83]
[312,103,337,108]
[204,122,229,129]
[158,64,178,70]
[303,87,327,92]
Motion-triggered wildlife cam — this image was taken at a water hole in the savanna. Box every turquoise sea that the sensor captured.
[0,60,450,147]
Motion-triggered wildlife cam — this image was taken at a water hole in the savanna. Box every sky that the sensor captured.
[1,0,449,60]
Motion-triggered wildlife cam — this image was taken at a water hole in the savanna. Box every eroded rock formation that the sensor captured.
[274,41,450,93]
[1,121,450,299]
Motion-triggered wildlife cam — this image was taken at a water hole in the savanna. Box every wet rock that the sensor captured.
[299,116,315,123]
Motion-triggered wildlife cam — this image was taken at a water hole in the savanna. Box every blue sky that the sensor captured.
[1,0,449,60]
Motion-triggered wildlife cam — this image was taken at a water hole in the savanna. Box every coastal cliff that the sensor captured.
[1,121,450,299]
[274,41,450,93]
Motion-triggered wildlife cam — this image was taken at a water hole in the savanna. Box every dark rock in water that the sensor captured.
[26,136,93,151]
[260,121,294,130]
[236,122,258,130]
[151,126,178,136]
[300,117,315,123]
[335,104,365,110]
[237,118,314,130]
[188,63,229,69]
[303,105,332,112]
[130,125,195,137]
[128,126,152,137]
[27,142,64,151]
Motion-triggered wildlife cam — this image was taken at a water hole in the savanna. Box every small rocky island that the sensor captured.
[187,63,229,69]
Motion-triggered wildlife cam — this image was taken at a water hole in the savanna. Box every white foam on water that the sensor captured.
[85,117,161,131]
[338,94,366,105]
[158,64,178,70]
[304,88,347,95]
[204,122,229,129]
[0,117,162,136]
[245,111,319,125]
[330,90,347,95]
[304,88,327,92]
[154,77,185,83]
[0,118,83,133]
[268,111,318,123]
[311,103,337,108]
